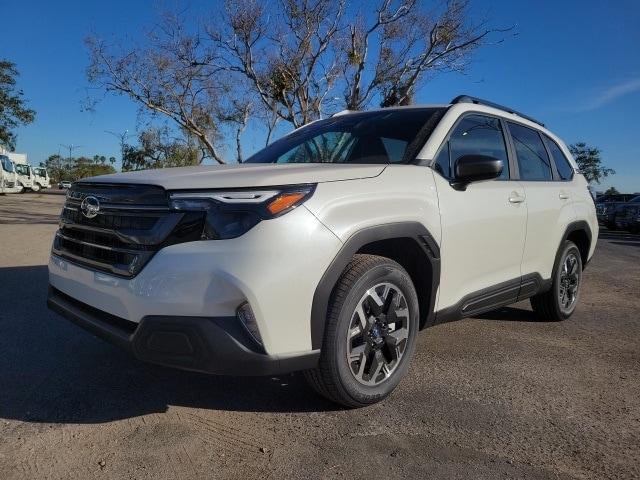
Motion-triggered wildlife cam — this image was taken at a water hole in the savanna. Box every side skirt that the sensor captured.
[434,273,551,324]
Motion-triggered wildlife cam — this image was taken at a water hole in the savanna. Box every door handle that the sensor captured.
[509,192,525,204]
[559,192,570,200]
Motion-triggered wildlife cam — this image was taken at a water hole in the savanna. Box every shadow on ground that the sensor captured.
[0,265,341,424]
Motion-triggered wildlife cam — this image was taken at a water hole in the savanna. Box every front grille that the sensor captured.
[53,183,204,278]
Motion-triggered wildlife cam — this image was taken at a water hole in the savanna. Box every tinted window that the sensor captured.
[545,137,573,180]
[449,115,509,180]
[508,123,552,181]
[434,142,451,178]
[246,108,443,164]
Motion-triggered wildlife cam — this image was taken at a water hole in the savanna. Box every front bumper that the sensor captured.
[48,205,342,357]
[48,286,319,375]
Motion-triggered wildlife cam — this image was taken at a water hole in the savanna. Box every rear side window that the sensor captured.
[544,137,574,180]
[508,122,552,181]
[447,114,510,180]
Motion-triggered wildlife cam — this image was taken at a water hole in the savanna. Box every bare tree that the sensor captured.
[212,0,345,128]
[86,1,513,165]
[87,12,248,164]
[342,0,513,109]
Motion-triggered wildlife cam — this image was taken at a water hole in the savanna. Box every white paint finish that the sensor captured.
[569,174,600,260]
[432,174,527,310]
[519,181,576,279]
[304,165,442,245]
[83,162,387,189]
[49,206,342,356]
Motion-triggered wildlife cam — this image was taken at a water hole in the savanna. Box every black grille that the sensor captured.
[53,183,204,278]
[61,207,159,230]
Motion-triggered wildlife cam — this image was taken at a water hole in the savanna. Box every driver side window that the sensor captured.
[437,114,510,180]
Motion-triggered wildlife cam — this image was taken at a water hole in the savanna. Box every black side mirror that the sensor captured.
[451,154,503,191]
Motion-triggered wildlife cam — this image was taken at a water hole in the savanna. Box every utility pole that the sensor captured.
[59,144,84,180]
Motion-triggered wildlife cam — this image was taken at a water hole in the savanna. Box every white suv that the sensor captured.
[48,96,597,407]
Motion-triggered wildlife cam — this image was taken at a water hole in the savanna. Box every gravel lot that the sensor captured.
[1,191,639,480]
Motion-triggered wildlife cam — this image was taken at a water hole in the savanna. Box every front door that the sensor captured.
[432,113,527,312]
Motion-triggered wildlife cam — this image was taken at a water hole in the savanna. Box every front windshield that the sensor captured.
[34,167,46,176]
[0,156,14,173]
[15,164,30,176]
[246,108,444,164]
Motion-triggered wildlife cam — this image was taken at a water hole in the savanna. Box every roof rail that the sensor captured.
[450,95,545,127]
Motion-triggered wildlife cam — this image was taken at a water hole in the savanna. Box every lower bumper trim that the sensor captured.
[47,286,319,376]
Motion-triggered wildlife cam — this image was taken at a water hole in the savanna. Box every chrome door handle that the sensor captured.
[559,192,570,200]
[509,193,525,204]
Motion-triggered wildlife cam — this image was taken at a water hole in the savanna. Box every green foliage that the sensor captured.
[569,142,615,184]
[0,60,36,150]
[122,128,201,171]
[604,186,620,195]
[42,153,116,183]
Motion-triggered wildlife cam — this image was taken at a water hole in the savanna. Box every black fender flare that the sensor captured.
[554,220,593,273]
[310,222,441,350]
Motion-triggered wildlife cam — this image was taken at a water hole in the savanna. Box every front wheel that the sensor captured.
[531,241,583,321]
[31,183,40,192]
[304,254,419,407]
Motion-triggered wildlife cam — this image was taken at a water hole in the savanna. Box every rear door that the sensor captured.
[433,114,527,312]
[506,122,576,280]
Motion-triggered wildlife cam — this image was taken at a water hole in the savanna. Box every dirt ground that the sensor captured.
[0,191,638,479]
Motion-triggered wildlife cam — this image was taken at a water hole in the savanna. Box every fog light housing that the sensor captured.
[237,302,262,346]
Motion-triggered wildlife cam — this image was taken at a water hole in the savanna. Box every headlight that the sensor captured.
[168,184,315,239]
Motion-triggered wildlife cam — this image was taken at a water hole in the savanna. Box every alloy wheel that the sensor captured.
[559,252,580,313]
[346,282,410,386]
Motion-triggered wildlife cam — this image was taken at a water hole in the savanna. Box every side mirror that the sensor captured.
[451,154,503,191]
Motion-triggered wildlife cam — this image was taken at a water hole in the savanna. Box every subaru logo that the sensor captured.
[80,196,100,219]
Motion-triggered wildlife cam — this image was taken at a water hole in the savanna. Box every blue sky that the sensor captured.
[2,0,640,192]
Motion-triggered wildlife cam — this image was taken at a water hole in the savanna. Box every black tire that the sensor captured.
[531,241,583,322]
[304,254,419,408]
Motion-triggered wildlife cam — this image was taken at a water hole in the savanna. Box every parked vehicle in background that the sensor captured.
[47,95,597,407]
[0,155,19,194]
[33,167,51,189]
[615,196,640,233]
[596,194,636,230]
[58,180,72,189]
[14,163,38,192]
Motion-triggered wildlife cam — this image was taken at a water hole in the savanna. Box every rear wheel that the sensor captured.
[531,241,582,321]
[304,254,419,407]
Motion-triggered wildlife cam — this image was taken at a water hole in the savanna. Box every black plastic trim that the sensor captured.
[310,222,440,350]
[434,273,551,324]
[555,220,593,270]
[451,95,545,127]
[47,286,320,376]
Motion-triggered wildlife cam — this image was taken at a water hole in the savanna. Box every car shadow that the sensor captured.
[0,265,339,425]
[610,241,640,248]
[475,305,540,322]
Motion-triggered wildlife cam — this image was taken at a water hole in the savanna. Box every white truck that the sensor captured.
[14,162,36,192]
[0,155,19,194]
[33,167,51,189]
[0,150,40,192]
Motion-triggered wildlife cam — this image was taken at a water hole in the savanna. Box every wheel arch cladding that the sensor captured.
[310,222,440,350]
[561,221,592,269]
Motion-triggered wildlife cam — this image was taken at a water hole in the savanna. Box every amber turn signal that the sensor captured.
[266,191,307,215]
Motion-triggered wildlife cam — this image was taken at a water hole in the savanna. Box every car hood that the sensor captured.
[82,163,387,190]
